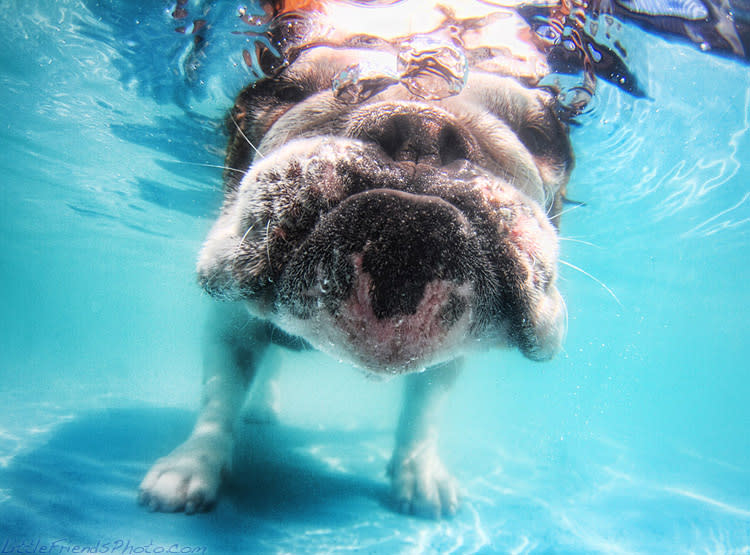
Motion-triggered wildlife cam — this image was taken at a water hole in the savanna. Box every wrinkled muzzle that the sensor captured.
[197,135,565,373]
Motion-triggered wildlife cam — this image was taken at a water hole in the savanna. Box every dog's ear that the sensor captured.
[521,90,574,226]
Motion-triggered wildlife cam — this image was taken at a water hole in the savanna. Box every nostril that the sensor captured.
[438,125,469,166]
[373,116,409,160]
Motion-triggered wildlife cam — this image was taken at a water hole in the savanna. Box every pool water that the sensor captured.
[1,1,749,552]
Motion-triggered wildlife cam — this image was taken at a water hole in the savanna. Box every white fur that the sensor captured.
[139,302,460,517]
[139,303,262,513]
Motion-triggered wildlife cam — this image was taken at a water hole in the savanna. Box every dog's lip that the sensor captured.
[276,187,484,371]
[343,184,462,212]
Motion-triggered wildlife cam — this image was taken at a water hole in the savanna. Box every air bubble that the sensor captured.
[332,62,399,104]
[396,35,468,100]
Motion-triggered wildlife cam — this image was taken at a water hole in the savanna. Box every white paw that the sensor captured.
[138,434,231,514]
[388,445,460,519]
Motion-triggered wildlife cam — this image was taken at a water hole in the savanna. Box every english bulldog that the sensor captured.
[139,0,575,518]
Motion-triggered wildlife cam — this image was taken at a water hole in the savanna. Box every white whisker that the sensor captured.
[559,259,623,308]
[230,113,264,159]
[550,202,586,220]
[558,237,600,248]
[171,160,248,175]
[237,224,256,252]
[265,219,272,267]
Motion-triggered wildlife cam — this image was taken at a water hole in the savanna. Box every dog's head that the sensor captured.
[197,1,573,374]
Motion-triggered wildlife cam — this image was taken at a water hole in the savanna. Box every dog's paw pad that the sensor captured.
[138,439,228,513]
[388,448,460,519]
[139,471,217,513]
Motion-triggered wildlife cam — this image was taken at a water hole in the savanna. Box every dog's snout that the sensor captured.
[349,104,474,167]
[372,114,469,166]
[280,189,482,320]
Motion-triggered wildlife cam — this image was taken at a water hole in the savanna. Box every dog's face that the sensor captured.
[197,3,573,374]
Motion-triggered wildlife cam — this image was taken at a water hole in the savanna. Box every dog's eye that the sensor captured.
[518,125,550,154]
[244,76,313,104]
[274,83,309,103]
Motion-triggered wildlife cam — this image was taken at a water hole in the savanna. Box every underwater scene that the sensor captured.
[1,0,749,552]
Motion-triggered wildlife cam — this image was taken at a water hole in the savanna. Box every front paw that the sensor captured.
[138,434,231,514]
[388,445,460,519]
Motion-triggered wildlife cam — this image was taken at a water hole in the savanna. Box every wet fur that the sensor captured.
[140,14,573,518]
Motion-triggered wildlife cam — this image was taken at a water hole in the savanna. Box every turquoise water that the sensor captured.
[1,1,749,552]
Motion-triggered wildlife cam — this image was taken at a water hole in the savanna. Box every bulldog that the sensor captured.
[139,0,574,518]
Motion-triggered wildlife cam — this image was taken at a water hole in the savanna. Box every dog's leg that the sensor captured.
[388,358,462,518]
[139,302,268,513]
[244,348,281,424]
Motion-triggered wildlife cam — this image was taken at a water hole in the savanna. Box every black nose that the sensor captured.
[347,190,473,318]
[279,189,484,320]
[355,109,473,167]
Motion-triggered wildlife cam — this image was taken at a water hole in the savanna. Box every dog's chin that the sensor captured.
[275,293,474,376]
[271,277,565,377]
